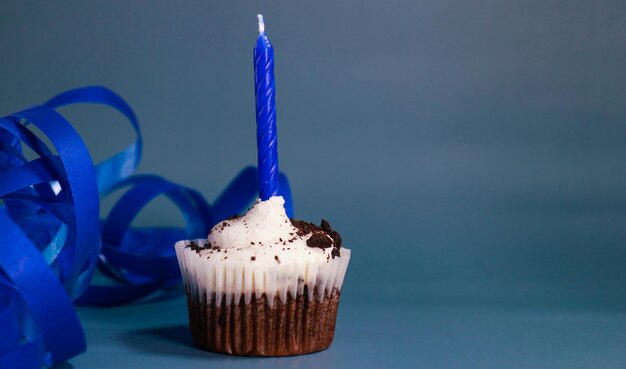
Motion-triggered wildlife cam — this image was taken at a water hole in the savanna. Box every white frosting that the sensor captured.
[207,196,337,265]
[175,196,350,307]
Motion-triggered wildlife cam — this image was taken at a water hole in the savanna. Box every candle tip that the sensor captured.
[257,14,265,34]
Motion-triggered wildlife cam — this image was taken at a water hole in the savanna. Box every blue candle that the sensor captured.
[254,14,279,201]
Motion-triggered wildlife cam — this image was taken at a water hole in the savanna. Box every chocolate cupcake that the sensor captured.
[175,196,351,356]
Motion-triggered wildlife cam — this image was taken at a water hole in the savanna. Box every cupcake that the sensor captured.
[175,196,351,356]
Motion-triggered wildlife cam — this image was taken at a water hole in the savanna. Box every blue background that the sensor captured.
[1,1,626,368]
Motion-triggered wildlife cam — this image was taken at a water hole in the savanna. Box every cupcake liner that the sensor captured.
[174,239,350,356]
[175,240,350,308]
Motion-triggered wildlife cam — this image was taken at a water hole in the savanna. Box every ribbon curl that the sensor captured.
[0,86,293,368]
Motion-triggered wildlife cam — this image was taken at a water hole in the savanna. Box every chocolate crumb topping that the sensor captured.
[274,255,280,263]
[321,219,343,249]
[290,218,342,258]
[290,219,318,237]
[251,256,256,261]
[218,221,232,231]
[306,233,333,250]
[187,241,203,253]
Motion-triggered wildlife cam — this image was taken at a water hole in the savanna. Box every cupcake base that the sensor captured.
[186,286,341,356]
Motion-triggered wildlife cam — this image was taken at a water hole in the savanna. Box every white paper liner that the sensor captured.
[175,239,350,308]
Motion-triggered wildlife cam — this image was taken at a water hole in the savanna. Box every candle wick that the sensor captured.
[257,14,265,34]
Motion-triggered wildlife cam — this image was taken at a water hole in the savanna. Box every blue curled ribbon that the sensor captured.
[0,86,293,368]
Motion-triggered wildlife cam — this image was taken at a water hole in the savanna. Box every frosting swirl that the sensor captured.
[204,196,340,265]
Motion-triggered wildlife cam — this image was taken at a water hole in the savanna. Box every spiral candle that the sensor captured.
[254,14,279,200]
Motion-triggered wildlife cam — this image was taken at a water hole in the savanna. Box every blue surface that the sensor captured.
[2,1,626,368]
[70,298,626,369]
